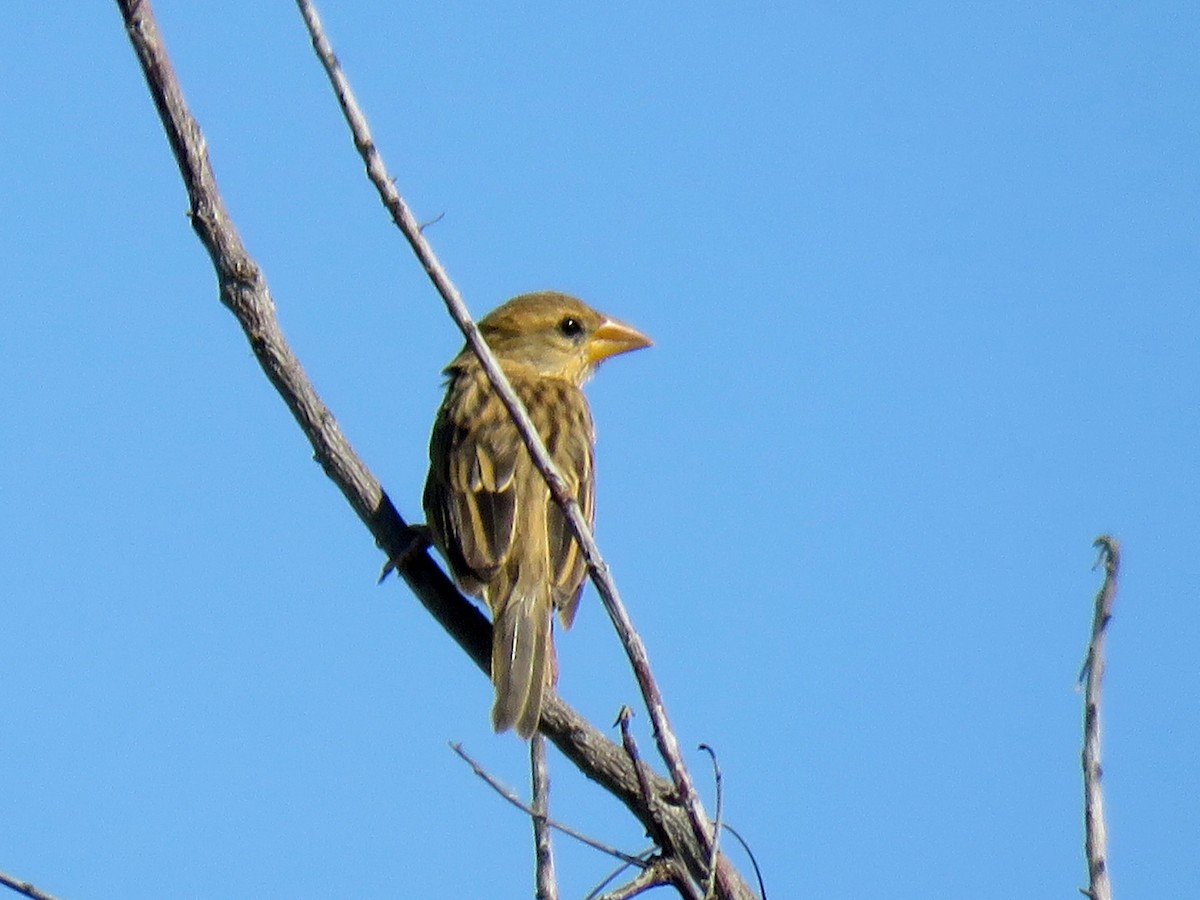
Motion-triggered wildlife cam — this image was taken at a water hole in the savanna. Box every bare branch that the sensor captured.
[292,3,721,883]
[115,1,755,895]
[531,735,559,900]
[1080,535,1119,900]
[0,870,61,900]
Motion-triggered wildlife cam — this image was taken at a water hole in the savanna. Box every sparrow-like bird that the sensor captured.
[423,291,651,738]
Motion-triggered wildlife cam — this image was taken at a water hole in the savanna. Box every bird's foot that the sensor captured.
[378,524,432,583]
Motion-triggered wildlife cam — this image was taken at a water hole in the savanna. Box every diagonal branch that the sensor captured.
[293,0,721,883]
[113,1,755,897]
[0,870,61,900]
[114,0,485,665]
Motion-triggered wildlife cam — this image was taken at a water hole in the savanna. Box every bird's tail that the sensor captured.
[490,588,552,739]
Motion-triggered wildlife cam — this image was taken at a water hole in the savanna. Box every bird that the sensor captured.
[423,291,652,738]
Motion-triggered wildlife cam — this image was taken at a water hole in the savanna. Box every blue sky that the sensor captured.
[3,3,1197,897]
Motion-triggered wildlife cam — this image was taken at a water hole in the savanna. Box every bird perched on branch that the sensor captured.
[423,291,652,738]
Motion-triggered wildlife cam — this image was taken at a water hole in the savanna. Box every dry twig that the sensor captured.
[718,825,767,900]
[616,706,664,842]
[451,743,645,867]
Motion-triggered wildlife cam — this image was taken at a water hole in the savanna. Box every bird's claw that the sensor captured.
[378,524,433,583]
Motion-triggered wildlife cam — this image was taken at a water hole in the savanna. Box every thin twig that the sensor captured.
[1079,535,1118,900]
[0,871,61,900]
[698,745,724,899]
[292,2,720,884]
[616,706,662,835]
[531,735,559,900]
[418,211,446,232]
[719,824,767,900]
[452,742,646,867]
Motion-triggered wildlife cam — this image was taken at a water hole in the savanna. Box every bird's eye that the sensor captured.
[558,317,584,339]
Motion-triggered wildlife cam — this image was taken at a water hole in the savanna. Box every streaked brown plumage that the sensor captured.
[423,291,651,737]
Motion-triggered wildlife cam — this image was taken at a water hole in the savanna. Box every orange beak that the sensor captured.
[586,317,653,365]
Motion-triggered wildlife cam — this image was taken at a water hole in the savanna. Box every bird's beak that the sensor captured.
[586,317,653,364]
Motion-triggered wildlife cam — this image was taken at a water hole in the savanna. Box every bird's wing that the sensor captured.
[426,370,595,627]
[425,374,520,589]
[536,381,595,629]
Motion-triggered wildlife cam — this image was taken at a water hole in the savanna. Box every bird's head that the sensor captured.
[474,291,652,385]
